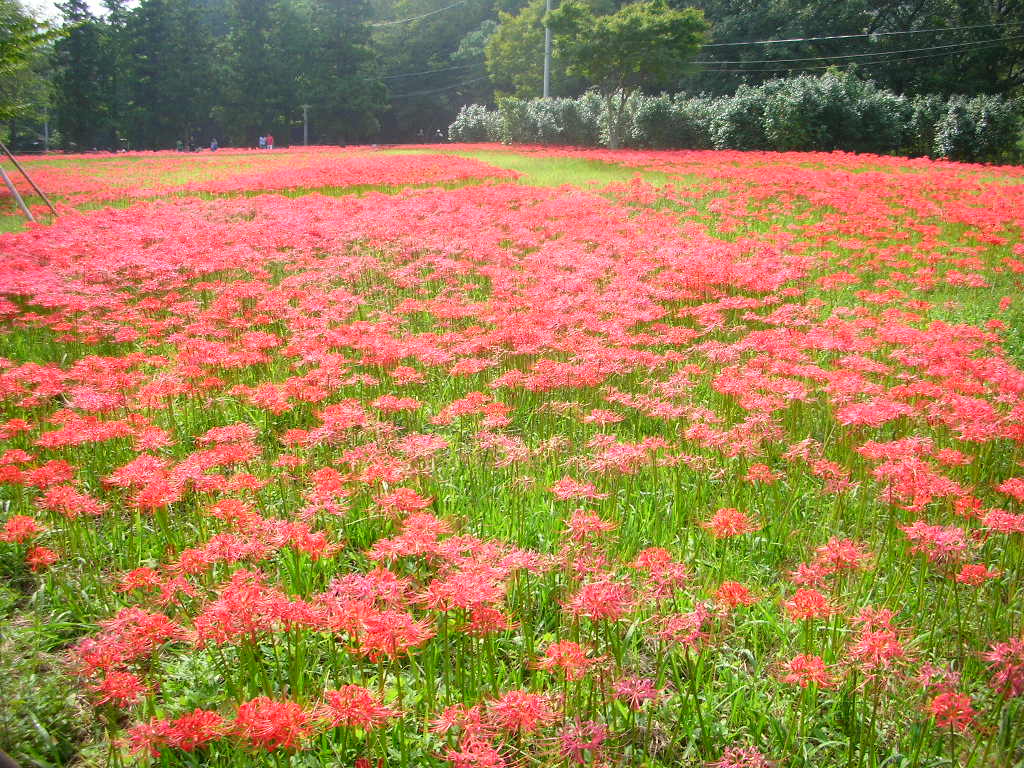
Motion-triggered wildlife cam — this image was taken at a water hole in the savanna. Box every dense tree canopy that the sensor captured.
[0,0,1020,150]
[547,0,708,146]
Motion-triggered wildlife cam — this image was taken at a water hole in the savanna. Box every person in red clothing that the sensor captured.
[266,133,274,150]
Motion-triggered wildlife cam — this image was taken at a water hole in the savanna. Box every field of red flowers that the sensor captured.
[1,146,1023,768]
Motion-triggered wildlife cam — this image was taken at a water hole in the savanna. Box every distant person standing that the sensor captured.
[258,135,266,150]
[210,138,219,151]
[266,133,274,150]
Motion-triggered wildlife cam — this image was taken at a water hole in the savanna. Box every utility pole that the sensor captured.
[301,104,310,146]
[543,0,552,97]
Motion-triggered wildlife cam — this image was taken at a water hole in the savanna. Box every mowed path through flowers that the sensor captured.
[1,146,1023,768]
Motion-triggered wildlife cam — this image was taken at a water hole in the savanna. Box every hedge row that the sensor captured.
[447,71,1022,162]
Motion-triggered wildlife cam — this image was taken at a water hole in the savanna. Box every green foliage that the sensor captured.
[759,71,912,153]
[448,102,503,141]
[372,0,502,142]
[447,71,1023,162]
[0,582,98,766]
[934,94,1023,164]
[547,0,708,95]
[546,0,708,147]
[485,0,547,98]
[685,0,1024,100]
[630,92,714,148]
[0,0,60,122]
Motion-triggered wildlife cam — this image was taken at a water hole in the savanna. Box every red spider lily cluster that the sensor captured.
[5,146,515,209]
[1,145,1023,767]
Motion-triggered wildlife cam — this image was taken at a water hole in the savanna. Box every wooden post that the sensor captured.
[0,138,57,216]
[1,166,35,222]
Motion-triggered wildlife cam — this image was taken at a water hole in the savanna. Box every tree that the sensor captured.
[123,0,216,148]
[485,0,617,98]
[53,0,112,149]
[301,0,386,143]
[371,0,506,141]
[1,0,60,133]
[547,0,708,147]
[685,0,1024,99]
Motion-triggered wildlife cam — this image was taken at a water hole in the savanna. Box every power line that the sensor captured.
[389,75,490,99]
[697,40,1020,73]
[382,62,480,79]
[696,34,1024,64]
[704,20,1024,47]
[371,0,471,27]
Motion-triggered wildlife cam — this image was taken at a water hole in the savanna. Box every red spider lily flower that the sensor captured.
[711,744,771,768]
[24,460,75,489]
[431,703,488,738]
[127,708,226,756]
[487,689,556,733]
[916,663,961,692]
[783,588,839,621]
[26,545,59,571]
[1,514,43,543]
[983,636,1024,698]
[563,579,634,621]
[550,476,608,501]
[315,685,397,731]
[375,487,433,514]
[161,708,226,751]
[559,720,608,765]
[813,537,870,572]
[390,365,425,385]
[657,606,711,649]
[612,676,665,709]
[564,509,617,544]
[90,669,150,707]
[117,567,162,593]
[535,640,599,680]
[715,581,758,610]
[781,654,835,688]
[899,521,969,564]
[358,609,435,659]
[631,546,691,599]
[744,463,780,484]
[995,477,1024,503]
[372,394,422,412]
[464,605,517,636]
[981,509,1024,535]
[954,563,1001,585]
[702,508,760,538]
[233,696,310,751]
[846,626,908,673]
[583,408,624,425]
[789,560,833,588]
[444,734,507,768]
[927,691,975,731]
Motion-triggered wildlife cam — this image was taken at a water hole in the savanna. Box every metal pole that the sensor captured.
[1,167,35,222]
[543,0,552,98]
[302,104,309,146]
[43,107,49,153]
[0,139,57,215]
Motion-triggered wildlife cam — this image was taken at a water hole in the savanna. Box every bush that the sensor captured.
[446,73,1022,162]
[447,103,501,142]
[710,84,771,151]
[759,71,910,154]
[906,94,947,157]
[935,94,1022,163]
